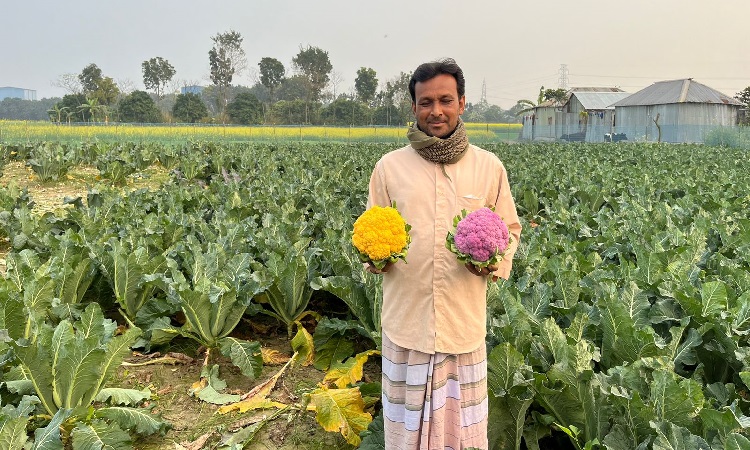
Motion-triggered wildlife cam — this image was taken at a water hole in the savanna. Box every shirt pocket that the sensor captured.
[456,194,487,213]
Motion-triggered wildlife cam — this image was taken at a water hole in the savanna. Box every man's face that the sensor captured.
[412,73,466,138]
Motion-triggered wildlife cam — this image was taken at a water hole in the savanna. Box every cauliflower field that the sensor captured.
[0,139,749,449]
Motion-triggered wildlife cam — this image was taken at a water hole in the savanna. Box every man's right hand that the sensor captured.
[367,261,394,274]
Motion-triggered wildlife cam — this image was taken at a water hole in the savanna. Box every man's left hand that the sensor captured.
[465,262,499,282]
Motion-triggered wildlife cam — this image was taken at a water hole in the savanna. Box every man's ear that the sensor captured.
[411,102,417,116]
[459,95,466,115]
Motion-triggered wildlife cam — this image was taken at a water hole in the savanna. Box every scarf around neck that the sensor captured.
[407,118,469,165]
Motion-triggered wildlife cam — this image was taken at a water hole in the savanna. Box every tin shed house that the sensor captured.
[611,78,743,143]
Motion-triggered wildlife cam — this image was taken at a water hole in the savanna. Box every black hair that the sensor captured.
[408,58,466,102]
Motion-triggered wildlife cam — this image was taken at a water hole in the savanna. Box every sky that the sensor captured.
[3,0,749,109]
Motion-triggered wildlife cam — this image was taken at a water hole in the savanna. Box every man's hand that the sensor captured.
[465,262,499,282]
[367,261,394,274]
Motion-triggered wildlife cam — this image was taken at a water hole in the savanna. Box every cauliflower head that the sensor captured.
[352,205,410,269]
[446,207,510,268]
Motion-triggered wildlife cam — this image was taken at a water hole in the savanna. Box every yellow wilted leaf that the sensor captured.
[261,348,290,365]
[291,322,314,366]
[307,386,372,447]
[218,354,295,415]
[189,377,208,395]
[323,350,380,388]
[217,396,287,414]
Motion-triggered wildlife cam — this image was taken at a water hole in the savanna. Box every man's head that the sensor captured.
[409,58,466,138]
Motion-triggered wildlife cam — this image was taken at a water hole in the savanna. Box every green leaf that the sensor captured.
[701,280,728,318]
[698,402,750,440]
[650,421,710,450]
[313,319,355,371]
[0,295,25,341]
[54,328,104,409]
[358,410,385,450]
[725,433,750,450]
[95,406,169,436]
[191,365,240,405]
[15,340,56,415]
[31,408,71,450]
[70,420,132,450]
[88,326,141,404]
[0,413,30,450]
[218,337,263,379]
[650,370,704,429]
[94,388,151,406]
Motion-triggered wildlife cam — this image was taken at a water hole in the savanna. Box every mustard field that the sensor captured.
[0,120,522,144]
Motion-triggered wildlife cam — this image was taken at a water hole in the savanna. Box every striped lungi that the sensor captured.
[381,333,488,450]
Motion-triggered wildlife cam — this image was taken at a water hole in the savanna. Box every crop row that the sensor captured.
[0,140,749,449]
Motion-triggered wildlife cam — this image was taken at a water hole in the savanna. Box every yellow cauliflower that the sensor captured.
[352,205,410,269]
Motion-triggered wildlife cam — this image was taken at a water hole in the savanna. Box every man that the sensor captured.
[365,58,521,449]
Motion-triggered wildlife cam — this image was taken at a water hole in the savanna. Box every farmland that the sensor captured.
[0,137,749,449]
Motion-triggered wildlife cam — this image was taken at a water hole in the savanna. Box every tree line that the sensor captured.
[6,29,749,126]
[2,30,529,125]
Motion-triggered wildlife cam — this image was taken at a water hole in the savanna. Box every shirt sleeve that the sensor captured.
[491,163,522,280]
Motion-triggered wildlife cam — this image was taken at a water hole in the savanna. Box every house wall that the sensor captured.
[531,106,557,140]
[614,104,740,143]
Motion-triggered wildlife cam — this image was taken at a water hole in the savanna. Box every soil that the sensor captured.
[0,161,381,449]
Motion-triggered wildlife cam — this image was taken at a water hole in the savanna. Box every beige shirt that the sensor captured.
[367,144,522,354]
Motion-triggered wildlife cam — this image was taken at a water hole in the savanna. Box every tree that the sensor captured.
[354,67,378,105]
[142,57,176,99]
[47,104,69,124]
[172,92,208,123]
[736,87,750,125]
[372,72,412,126]
[91,76,120,106]
[735,87,750,107]
[292,45,332,102]
[52,73,82,94]
[320,97,371,126]
[268,99,313,125]
[118,91,162,123]
[208,30,247,120]
[542,88,568,104]
[77,64,119,106]
[79,63,103,94]
[55,93,89,122]
[258,57,285,102]
[211,30,247,77]
[0,97,60,121]
[276,75,312,102]
[227,92,263,125]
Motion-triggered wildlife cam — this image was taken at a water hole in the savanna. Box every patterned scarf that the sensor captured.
[407,118,469,165]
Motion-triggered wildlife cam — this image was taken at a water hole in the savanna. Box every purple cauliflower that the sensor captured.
[451,207,510,264]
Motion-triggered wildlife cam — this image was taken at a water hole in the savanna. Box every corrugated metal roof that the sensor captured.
[571,92,632,110]
[612,79,743,107]
[536,87,626,108]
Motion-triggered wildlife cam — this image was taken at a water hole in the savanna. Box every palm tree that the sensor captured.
[46,105,69,124]
[78,97,100,122]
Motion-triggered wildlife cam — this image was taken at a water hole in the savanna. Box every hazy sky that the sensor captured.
[3,0,749,108]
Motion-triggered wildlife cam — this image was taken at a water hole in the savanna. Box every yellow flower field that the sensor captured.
[0,120,521,144]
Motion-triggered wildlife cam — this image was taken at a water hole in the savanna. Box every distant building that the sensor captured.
[521,87,628,142]
[181,85,204,95]
[612,79,743,143]
[0,86,37,101]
